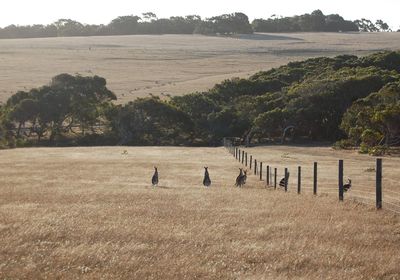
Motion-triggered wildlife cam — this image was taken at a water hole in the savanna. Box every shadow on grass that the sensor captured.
[231,33,304,41]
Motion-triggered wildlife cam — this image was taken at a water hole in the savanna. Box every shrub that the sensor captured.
[333,139,355,150]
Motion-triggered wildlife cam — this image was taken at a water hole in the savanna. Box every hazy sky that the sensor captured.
[1,0,399,29]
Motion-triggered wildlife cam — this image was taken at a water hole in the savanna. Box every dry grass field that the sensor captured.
[1,146,399,279]
[1,32,400,103]
[242,145,400,214]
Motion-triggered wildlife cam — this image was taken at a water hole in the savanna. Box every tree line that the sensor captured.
[0,10,395,39]
[253,10,394,33]
[1,51,400,155]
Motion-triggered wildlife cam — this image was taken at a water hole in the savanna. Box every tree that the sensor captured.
[112,97,193,145]
[341,82,400,150]
[375,20,391,32]
[4,74,116,143]
[53,19,85,36]
[108,15,141,35]
[196,13,253,35]
[354,18,379,32]
[142,12,158,22]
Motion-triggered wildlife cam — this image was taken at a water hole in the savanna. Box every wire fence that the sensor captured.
[223,138,400,215]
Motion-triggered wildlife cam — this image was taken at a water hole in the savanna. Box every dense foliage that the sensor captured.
[1,51,400,152]
[0,74,116,146]
[252,10,358,32]
[0,11,392,39]
[0,13,252,39]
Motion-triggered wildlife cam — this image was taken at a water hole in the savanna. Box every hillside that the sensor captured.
[1,32,400,104]
[0,146,399,279]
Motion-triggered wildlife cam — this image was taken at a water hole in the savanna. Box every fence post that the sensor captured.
[313,162,318,195]
[250,155,252,169]
[267,165,270,186]
[235,148,238,159]
[376,158,382,209]
[245,153,248,167]
[284,168,288,192]
[274,168,277,189]
[259,162,263,181]
[297,166,301,194]
[242,150,244,164]
[339,160,344,201]
[254,159,257,175]
[238,149,241,162]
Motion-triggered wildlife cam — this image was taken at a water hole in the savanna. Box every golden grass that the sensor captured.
[242,145,400,213]
[0,146,399,279]
[1,32,400,103]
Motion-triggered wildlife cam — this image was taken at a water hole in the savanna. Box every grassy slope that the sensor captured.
[0,146,399,279]
[1,32,400,104]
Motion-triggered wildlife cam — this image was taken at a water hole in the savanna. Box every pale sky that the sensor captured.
[1,0,399,29]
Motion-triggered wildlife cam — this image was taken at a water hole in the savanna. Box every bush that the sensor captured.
[359,143,388,155]
[333,139,355,150]
[361,129,382,147]
[368,145,389,156]
[359,143,370,154]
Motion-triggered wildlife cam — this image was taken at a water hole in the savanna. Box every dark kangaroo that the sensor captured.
[203,167,211,187]
[343,179,352,192]
[151,166,158,186]
[279,172,290,188]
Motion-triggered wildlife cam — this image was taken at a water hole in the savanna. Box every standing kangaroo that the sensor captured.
[203,167,211,187]
[235,169,247,187]
[235,168,243,187]
[151,166,158,186]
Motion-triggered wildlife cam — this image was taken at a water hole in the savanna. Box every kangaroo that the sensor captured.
[151,166,158,186]
[279,172,290,188]
[343,179,352,192]
[203,167,211,187]
[242,170,247,185]
[235,168,243,187]
[236,169,247,187]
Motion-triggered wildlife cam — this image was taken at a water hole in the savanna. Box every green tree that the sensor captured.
[112,97,193,145]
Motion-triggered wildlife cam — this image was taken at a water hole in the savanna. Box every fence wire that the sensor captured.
[223,140,400,215]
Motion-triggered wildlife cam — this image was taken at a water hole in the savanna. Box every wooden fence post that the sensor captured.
[339,160,344,201]
[259,162,263,181]
[274,168,277,189]
[376,158,382,209]
[297,166,301,194]
[313,162,318,195]
[250,155,252,169]
[254,159,257,175]
[267,165,270,186]
[238,149,241,162]
[284,168,288,192]
[245,153,248,167]
[242,150,244,164]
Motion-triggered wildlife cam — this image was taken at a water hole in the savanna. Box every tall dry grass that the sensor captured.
[0,146,399,279]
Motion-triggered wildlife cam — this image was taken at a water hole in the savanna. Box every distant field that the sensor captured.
[1,32,400,103]
[0,146,399,279]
